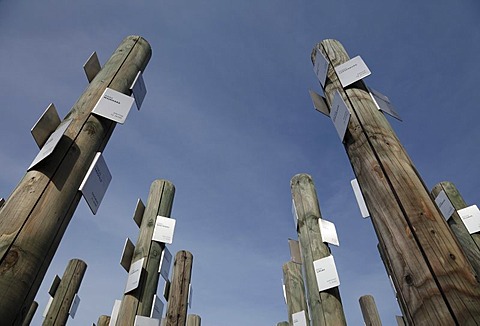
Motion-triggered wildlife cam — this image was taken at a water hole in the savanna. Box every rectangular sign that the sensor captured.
[292,310,307,326]
[150,294,164,319]
[120,238,135,272]
[351,179,370,218]
[134,316,160,326]
[435,190,455,220]
[188,283,193,308]
[48,274,61,297]
[152,216,176,244]
[125,258,144,294]
[457,205,480,234]
[28,118,73,170]
[133,198,145,227]
[92,87,135,124]
[313,51,329,87]
[31,103,61,148]
[319,219,339,246]
[335,55,371,87]
[288,238,302,264]
[83,51,101,83]
[159,247,172,280]
[369,87,402,121]
[42,297,53,318]
[313,255,340,291]
[292,199,299,229]
[79,152,112,215]
[330,91,351,142]
[282,279,287,304]
[163,279,171,301]
[308,89,329,117]
[130,71,147,110]
[69,294,80,318]
[110,300,122,326]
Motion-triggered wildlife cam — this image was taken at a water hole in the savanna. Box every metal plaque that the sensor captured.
[0,198,4,209]
[150,294,164,319]
[335,55,371,87]
[313,255,340,291]
[134,316,160,326]
[434,190,455,220]
[163,279,171,301]
[288,239,302,264]
[330,91,350,142]
[31,103,61,148]
[48,274,61,297]
[313,51,329,87]
[42,297,53,318]
[351,179,370,218]
[125,258,144,294]
[159,247,172,281]
[369,87,402,121]
[308,90,329,117]
[92,87,135,124]
[458,205,480,234]
[152,216,176,244]
[292,310,307,326]
[79,152,112,215]
[69,294,80,318]
[319,219,339,246]
[120,238,135,272]
[109,300,122,326]
[130,71,147,110]
[83,51,101,83]
[133,198,145,227]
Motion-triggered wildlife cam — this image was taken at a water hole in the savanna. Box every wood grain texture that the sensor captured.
[116,179,175,325]
[283,261,309,325]
[291,173,346,326]
[359,295,382,326]
[314,39,480,324]
[21,301,38,326]
[0,35,151,324]
[186,314,201,326]
[165,250,193,326]
[97,315,111,326]
[43,259,87,326]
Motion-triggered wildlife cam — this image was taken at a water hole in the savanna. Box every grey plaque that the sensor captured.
[79,152,112,215]
[188,283,193,308]
[308,90,329,117]
[42,297,53,318]
[48,274,61,297]
[130,71,147,110]
[133,198,145,227]
[288,238,302,264]
[31,103,61,148]
[159,247,172,281]
[91,87,135,124]
[351,179,370,218]
[163,279,171,301]
[109,300,122,326]
[83,51,101,83]
[369,87,402,121]
[125,258,144,294]
[120,238,135,272]
[313,51,329,87]
[150,294,164,319]
[69,294,80,318]
[330,91,350,142]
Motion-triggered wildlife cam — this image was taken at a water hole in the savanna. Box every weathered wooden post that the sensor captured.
[312,39,480,324]
[21,301,38,326]
[116,179,175,325]
[97,315,111,326]
[291,173,346,326]
[282,261,309,325]
[43,259,87,325]
[359,295,382,326]
[277,322,289,326]
[0,35,151,324]
[165,250,193,326]
[431,181,480,278]
[186,314,201,326]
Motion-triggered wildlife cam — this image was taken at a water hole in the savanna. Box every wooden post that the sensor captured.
[116,179,175,325]
[291,173,346,326]
[165,250,193,326]
[359,295,382,326]
[43,258,87,325]
[0,35,151,325]
[21,301,38,326]
[277,322,289,326]
[431,181,480,278]
[97,315,111,326]
[282,261,309,325]
[313,39,480,324]
[186,314,201,326]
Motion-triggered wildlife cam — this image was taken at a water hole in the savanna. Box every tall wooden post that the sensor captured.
[359,295,382,326]
[186,314,201,326]
[116,179,175,325]
[291,173,346,326]
[277,322,289,326]
[282,261,309,325]
[21,301,38,326]
[313,39,480,324]
[0,35,151,325]
[43,258,87,325]
[97,315,111,326]
[431,181,480,278]
[165,250,193,326]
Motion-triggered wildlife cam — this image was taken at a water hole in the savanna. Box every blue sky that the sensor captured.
[1,1,479,325]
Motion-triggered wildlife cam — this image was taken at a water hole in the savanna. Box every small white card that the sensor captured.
[308,90,329,117]
[335,55,371,87]
[313,51,329,87]
[134,316,160,326]
[313,255,340,291]
[92,87,135,124]
[130,71,147,110]
[292,310,307,326]
[152,216,176,244]
[159,247,172,280]
[319,219,339,246]
[150,294,164,319]
[435,190,455,220]
[28,118,73,170]
[109,300,122,326]
[125,258,144,294]
[351,179,370,218]
[69,294,80,318]
[79,152,112,215]
[369,87,402,121]
[330,91,351,142]
[457,205,480,234]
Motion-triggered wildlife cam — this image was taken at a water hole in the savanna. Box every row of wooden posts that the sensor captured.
[275,40,480,325]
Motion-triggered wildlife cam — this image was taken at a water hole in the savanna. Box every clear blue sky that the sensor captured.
[1,1,479,325]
